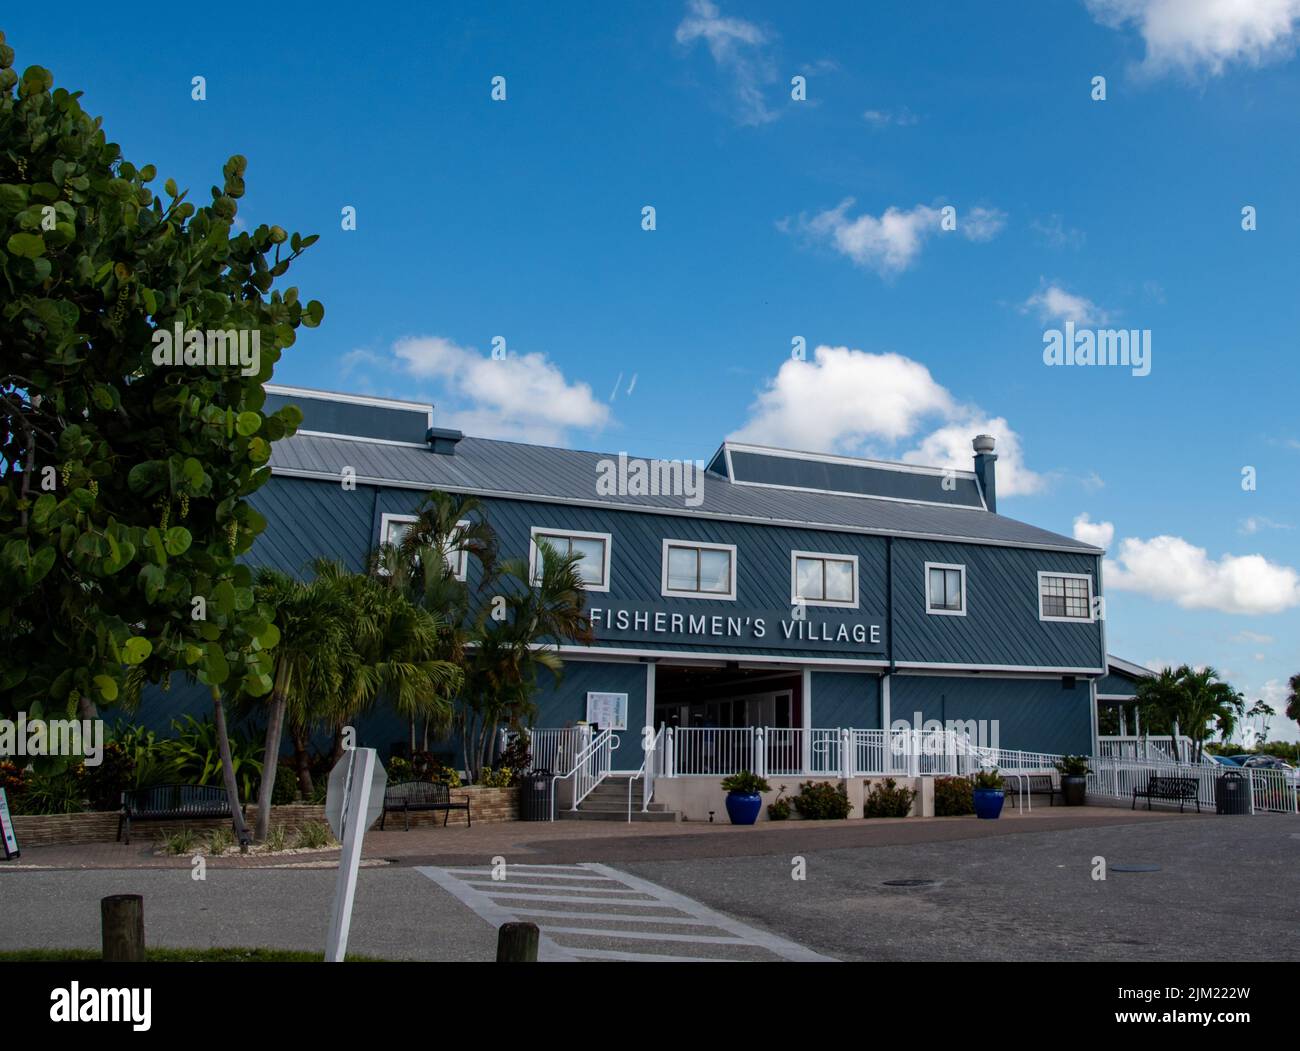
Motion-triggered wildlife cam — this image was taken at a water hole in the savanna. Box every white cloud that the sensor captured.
[1022,282,1110,325]
[1104,533,1300,614]
[1086,0,1300,77]
[1032,214,1086,249]
[1239,515,1293,534]
[1072,513,1115,549]
[902,415,1043,498]
[863,107,919,127]
[1234,630,1275,644]
[350,336,610,445]
[786,200,1005,277]
[729,344,1043,496]
[675,0,778,126]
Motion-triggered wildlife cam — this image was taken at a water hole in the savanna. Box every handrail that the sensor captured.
[627,726,665,822]
[550,728,617,820]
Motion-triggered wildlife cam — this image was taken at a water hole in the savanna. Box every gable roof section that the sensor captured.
[268,431,1101,554]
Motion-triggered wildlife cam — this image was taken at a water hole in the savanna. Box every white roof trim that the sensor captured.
[723,440,978,479]
[1107,655,1157,679]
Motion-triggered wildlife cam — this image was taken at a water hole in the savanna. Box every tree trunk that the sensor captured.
[330,726,345,764]
[292,726,314,797]
[409,715,417,756]
[255,661,291,842]
[422,718,431,753]
[210,686,251,846]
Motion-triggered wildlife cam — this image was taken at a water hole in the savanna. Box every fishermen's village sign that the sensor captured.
[587,603,886,653]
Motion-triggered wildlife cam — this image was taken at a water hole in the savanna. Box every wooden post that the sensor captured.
[101,894,145,962]
[496,921,539,962]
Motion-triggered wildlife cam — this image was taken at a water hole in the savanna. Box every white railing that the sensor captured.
[523,727,585,775]
[1098,735,1203,763]
[648,726,1062,781]
[1245,767,1299,814]
[550,728,617,819]
[628,725,665,822]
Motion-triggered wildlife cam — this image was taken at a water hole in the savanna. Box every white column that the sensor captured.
[841,728,854,779]
[663,727,675,779]
[754,727,767,778]
[1089,679,1100,758]
[801,668,813,774]
[645,662,656,736]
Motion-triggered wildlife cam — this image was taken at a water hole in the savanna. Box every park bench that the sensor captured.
[118,784,236,844]
[1001,773,1062,809]
[379,781,471,830]
[1132,774,1201,813]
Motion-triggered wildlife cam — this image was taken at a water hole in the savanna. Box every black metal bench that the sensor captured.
[118,785,235,844]
[1132,774,1201,813]
[379,781,471,830]
[1002,774,1062,808]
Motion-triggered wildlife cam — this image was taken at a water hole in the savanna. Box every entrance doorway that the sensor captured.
[653,665,801,731]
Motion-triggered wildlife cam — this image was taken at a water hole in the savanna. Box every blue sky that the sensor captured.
[10,1,1300,739]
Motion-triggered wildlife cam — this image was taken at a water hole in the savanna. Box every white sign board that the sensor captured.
[325,750,387,839]
[324,748,386,962]
[586,691,628,731]
[0,788,18,859]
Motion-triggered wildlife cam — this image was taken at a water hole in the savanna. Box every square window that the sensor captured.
[925,563,965,614]
[663,541,737,600]
[530,529,610,590]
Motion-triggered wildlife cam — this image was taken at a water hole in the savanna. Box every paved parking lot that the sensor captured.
[2,810,1295,961]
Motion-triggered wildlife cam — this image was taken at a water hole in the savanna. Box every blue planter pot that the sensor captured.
[973,787,1005,820]
[725,792,762,825]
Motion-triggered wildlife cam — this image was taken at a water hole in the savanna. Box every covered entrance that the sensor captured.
[653,664,802,732]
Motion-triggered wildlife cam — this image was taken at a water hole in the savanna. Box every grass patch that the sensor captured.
[0,947,381,962]
[293,820,335,850]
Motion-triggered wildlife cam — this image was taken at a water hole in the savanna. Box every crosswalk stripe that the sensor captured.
[416,861,834,963]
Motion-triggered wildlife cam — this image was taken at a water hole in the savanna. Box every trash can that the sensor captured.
[520,769,553,821]
[1215,770,1249,815]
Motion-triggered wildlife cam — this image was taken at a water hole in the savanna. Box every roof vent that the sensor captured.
[426,426,464,455]
[972,434,996,454]
[972,435,997,513]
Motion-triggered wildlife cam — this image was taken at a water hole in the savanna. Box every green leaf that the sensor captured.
[122,636,152,664]
[93,674,119,702]
[235,411,261,437]
[201,643,230,685]
[6,231,45,258]
[163,526,192,556]
[164,177,178,197]
[26,545,56,585]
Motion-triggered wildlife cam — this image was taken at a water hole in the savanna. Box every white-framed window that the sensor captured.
[378,513,469,581]
[661,539,737,600]
[1038,571,1094,622]
[529,527,612,591]
[925,562,966,616]
[790,550,858,608]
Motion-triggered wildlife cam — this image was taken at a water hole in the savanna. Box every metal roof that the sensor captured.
[268,431,1101,554]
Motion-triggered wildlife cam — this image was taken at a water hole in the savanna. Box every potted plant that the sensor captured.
[972,768,1005,819]
[720,770,770,825]
[1055,755,1091,806]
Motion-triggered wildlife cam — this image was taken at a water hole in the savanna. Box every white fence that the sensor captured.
[1087,755,1299,814]
[1098,735,1204,763]
[655,726,1061,780]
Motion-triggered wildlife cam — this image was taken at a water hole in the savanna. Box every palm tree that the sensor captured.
[312,560,463,760]
[458,540,593,780]
[249,568,352,840]
[1134,665,1243,764]
[1286,673,1300,735]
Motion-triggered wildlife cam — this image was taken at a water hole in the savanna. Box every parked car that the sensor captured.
[1240,755,1295,771]
[1209,754,1241,767]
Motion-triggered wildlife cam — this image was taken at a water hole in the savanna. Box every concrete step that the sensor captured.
[558,808,680,822]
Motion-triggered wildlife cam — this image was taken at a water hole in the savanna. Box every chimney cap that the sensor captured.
[972,434,996,454]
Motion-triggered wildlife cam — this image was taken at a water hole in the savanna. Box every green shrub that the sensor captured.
[80,740,136,811]
[477,766,512,788]
[165,716,263,803]
[294,821,334,849]
[497,735,532,781]
[204,827,235,855]
[766,786,791,820]
[12,770,85,815]
[263,825,288,852]
[973,767,1004,790]
[162,828,196,855]
[863,777,916,818]
[792,780,852,819]
[933,776,974,816]
[1055,755,1091,776]
[720,770,770,795]
[270,763,298,805]
[387,756,413,782]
